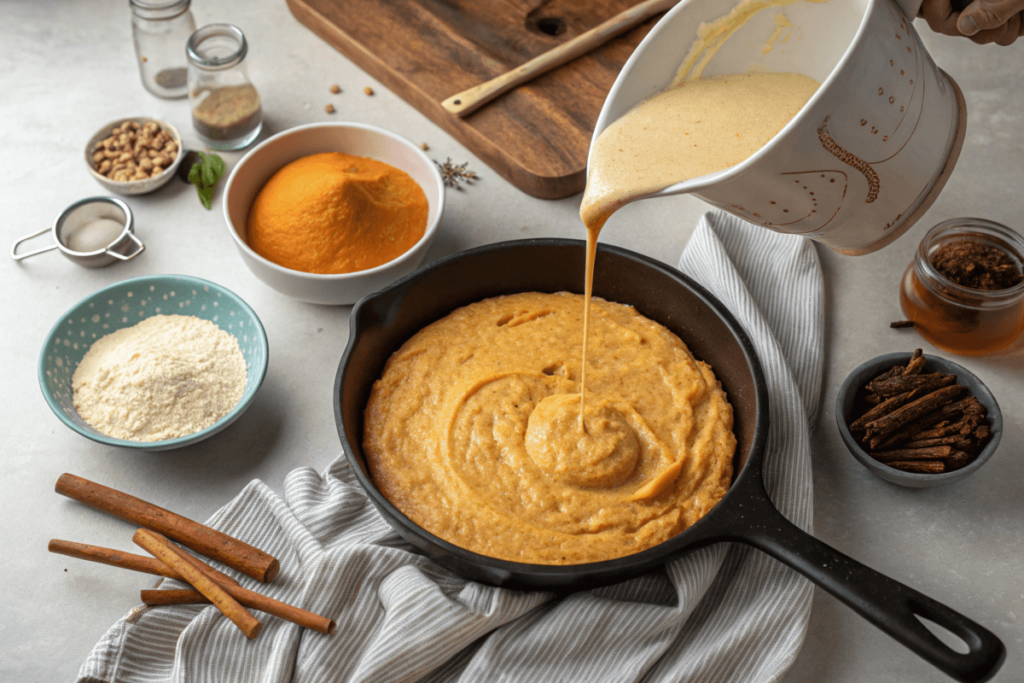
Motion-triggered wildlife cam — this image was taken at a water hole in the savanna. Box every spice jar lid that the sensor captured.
[187,24,248,71]
[129,0,191,20]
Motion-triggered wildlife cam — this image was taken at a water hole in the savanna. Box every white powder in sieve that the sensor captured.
[72,314,248,442]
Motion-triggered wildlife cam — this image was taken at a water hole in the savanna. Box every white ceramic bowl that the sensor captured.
[85,117,184,195]
[223,123,445,305]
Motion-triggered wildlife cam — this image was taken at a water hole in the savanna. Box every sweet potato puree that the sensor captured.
[246,152,427,274]
[364,292,736,565]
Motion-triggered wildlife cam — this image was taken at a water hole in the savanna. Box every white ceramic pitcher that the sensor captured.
[592,0,966,254]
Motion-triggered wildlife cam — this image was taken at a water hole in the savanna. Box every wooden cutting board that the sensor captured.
[286,0,664,199]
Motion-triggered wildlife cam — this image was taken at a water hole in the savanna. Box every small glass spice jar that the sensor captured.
[900,218,1024,355]
[186,24,262,150]
[129,0,196,99]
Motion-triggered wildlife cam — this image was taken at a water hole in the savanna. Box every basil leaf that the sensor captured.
[187,152,227,210]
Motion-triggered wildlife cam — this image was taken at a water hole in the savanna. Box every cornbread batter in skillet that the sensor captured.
[363,292,735,565]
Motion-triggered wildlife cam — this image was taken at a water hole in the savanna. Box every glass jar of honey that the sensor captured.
[900,218,1024,355]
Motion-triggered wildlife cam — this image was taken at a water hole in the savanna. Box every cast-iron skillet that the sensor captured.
[334,239,1004,683]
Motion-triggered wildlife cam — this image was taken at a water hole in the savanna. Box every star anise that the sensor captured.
[436,157,478,189]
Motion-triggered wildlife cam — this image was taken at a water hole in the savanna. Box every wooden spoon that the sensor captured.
[441,0,678,118]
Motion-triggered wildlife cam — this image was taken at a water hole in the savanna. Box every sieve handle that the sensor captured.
[105,231,145,261]
[10,228,58,261]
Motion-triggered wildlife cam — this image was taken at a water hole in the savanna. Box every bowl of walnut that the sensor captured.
[85,117,184,195]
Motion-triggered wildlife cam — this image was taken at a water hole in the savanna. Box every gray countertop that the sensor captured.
[2,1,1021,680]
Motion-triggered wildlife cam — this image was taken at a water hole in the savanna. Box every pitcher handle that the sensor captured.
[10,228,58,261]
[105,231,145,261]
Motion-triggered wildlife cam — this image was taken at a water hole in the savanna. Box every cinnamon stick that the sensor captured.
[53,540,333,634]
[888,460,945,473]
[134,529,261,639]
[850,390,917,431]
[875,397,983,447]
[55,474,279,582]
[49,539,178,579]
[866,373,955,397]
[48,539,239,586]
[864,385,964,445]
[140,589,207,606]
[902,436,975,451]
[872,445,954,462]
[169,543,243,586]
[140,585,335,634]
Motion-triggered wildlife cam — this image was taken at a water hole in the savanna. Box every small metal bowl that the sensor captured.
[835,352,1002,488]
[39,275,268,451]
[85,117,184,195]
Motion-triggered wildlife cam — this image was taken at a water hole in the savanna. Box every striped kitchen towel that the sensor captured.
[77,210,824,683]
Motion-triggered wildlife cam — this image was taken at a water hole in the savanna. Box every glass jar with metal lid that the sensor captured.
[187,24,263,150]
[130,0,196,99]
[900,218,1024,355]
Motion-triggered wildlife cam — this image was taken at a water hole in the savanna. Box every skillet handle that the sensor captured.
[724,475,1005,683]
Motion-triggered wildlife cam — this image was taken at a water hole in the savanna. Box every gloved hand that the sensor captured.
[920,0,1023,45]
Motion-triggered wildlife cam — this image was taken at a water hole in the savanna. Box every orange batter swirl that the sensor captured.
[363,292,736,565]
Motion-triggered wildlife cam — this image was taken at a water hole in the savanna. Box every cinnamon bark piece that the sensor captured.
[903,436,976,451]
[888,460,945,474]
[55,474,279,582]
[870,365,907,385]
[864,385,964,445]
[903,351,925,376]
[884,397,986,446]
[960,416,983,436]
[851,391,917,431]
[134,529,261,639]
[974,425,991,440]
[867,373,956,397]
[945,451,972,471]
[871,445,954,462]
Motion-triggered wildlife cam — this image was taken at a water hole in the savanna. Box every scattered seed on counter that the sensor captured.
[330,84,341,94]
[364,86,374,96]
[420,143,429,151]
[325,104,335,114]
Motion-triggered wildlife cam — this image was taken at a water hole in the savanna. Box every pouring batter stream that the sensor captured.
[577,71,820,431]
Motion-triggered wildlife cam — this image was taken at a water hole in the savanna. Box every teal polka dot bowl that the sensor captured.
[38,275,269,451]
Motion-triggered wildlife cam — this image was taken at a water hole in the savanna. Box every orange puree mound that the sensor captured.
[246,152,428,274]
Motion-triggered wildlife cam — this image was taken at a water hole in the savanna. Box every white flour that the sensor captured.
[72,314,248,442]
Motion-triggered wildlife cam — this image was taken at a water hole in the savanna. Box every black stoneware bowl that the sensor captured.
[836,352,1003,489]
[335,240,1004,683]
